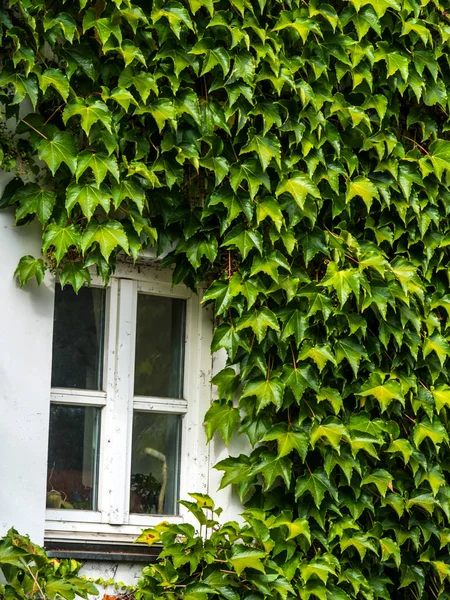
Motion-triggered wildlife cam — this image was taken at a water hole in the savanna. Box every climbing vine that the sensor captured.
[1,0,450,598]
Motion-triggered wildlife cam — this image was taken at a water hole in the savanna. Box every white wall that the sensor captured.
[0,195,55,543]
[0,170,247,578]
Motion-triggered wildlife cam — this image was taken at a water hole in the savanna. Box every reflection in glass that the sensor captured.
[130,412,181,515]
[47,404,100,510]
[134,295,185,398]
[51,284,106,390]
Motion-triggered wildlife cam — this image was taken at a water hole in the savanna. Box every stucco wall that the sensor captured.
[0,174,247,580]
[0,194,55,543]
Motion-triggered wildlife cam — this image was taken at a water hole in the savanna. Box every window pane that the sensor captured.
[47,405,100,510]
[130,412,181,515]
[51,285,106,390]
[134,295,185,398]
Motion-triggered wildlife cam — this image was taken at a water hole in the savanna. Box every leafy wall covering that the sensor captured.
[1,0,450,598]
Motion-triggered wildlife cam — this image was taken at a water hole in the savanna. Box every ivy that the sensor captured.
[2,0,450,598]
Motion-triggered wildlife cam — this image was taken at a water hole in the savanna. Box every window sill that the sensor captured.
[45,540,160,563]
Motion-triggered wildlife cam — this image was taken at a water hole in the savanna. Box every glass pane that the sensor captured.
[51,285,106,390]
[134,295,185,398]
[130,412,181,515]
[47,404,100,510]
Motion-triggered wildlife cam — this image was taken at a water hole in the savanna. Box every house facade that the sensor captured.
[0,191,245,583]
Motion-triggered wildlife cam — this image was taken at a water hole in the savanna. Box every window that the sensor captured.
[45,264,212,543]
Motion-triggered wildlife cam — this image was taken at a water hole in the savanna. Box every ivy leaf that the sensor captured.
[229,546,266,576]
[13,184,56,224]
[63,98,112,135]
[256,198,284,232]
[14,255,45,287]
[39,68,70,101]
[335,338,368,377]
[340,533,379,561]
[413,418,449,449]
[176,235,218,269]
[250,251,291,282]
[431,385,450,413]
[428,140,450,180]
[236,307,280,343]
[241,377,285,413]
[386,439,413,464]
[59,262,91,293]
[211,323,250,360]
[111,179,146,213]
[76,151,120,185]
[263,424,309,459]
[42,223,81,265]
[37,131,77,175]
[310,420,348,453]
[146,99,176,132]
[358,373,404,412]
[81,220,129,261]
[251,451,292,489]
[222,225,263,259]
[321,262,360,308]
[298,342,336,372]
[240,129,281,171]
[282,364,319,400]
[346,176,379,212]
[198,156,230,186]
[423,333,450,367]
[66,183,111,221]
[275,172,320,209]
[295,469,338,508]
[204,400,240,446]
[361,469,393,497]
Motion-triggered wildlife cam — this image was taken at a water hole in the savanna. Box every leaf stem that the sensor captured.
[21,119,48,139]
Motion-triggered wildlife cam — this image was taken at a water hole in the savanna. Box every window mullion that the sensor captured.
[100,278,136,525]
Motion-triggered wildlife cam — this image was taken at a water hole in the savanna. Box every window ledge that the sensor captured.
[45,540,160,563]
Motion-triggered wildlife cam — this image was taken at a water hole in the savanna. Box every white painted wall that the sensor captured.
[0,196,55,543]
[0,167,247,579]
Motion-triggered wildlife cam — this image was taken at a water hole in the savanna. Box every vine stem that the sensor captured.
[290,342,297,369]
[402,135,430,155]
[25,564,46,600]
[21,119,48,139]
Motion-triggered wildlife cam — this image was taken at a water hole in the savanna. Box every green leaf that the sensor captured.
[310,419,348,453]
[81,220,129,261]
[240,130,281,171]
[241,377,285,413]
[66,183,111,221]
[222,225,263,260]
[321,262,360,308]
[275,172,320,210]
[236,307,280,343]
[335,338,368,377]
[43,223,81,265]
[39,68,70,101]
[298,342,335,372]
[256,198,284,232]
[13,184,56,224]
[229,546,266,576]
[428,140,450,180]
[358,373,404,412]
[263,424,309,459]
[413,418,448,449]
[251,451,292,488]
[346,176,379,212]
[37,131,77,175]
[386,439,413,464]
[76,151,120,186]
[362,469,393,497]
[282,364,319,400]
[211,323,250,360]
[63,99,112,135]
[295,469,338,508]
[14,255,45,287]
[204,401,240,445]
[423,333,450,367]
[199,156,230,186]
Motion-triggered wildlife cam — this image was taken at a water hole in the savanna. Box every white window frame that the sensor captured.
[45,262,213,543]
